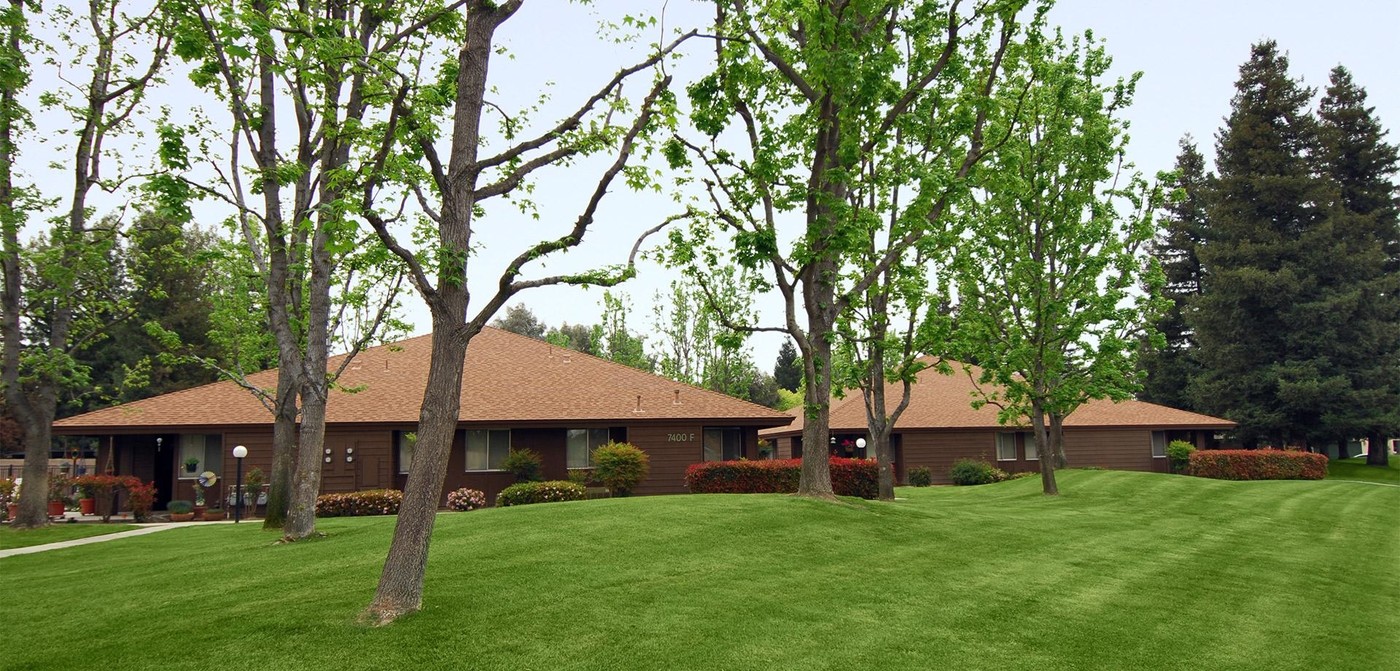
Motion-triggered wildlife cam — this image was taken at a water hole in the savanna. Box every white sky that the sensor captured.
[18,0,1400,372]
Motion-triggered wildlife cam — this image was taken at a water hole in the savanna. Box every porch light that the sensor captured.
[232,445,248,523]
[856,438,867,451]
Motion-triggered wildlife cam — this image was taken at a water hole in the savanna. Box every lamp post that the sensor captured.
[232,445,248,523]
[856,437,867,459]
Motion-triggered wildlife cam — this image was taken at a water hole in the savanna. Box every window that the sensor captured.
[703,427,743,461]
[1025,435,1039,461]
[1151,431,1167,458]
[465,429,510,471]
[995,433,1017,461]
[397,432,416,474]
[178,434,223,479]
[567,428,612,469]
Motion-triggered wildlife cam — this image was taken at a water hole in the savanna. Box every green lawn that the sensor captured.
[0,523,139,549]
[1,470,1396,671]
[1328,456,1400,484]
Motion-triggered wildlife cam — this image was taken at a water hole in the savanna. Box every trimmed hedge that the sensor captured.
[315,489,403,517]
[1187,449,1328,481]
[683,457,879,499]
[496,480,586,507]
[592,442,650,496]
[1167,440,1196,473]
[907,466,933,487]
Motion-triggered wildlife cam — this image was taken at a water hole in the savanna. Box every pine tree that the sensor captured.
[1140,138,1210,409]
[773,340,802,393]
[1189,41,1327,447]
[1313,66,1400,465]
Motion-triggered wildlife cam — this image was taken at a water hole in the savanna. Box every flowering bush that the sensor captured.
[907,466,933,487]
[683,458,879,499]
[949,459,1007,486]
[496,480,586,507]
[315,489,404,517]
[1187,449,1327,481]
[0,478,14,519]
[73,474,126,521]
[446,487,487,511]
[47,474,72,503]
[592,442,649,496]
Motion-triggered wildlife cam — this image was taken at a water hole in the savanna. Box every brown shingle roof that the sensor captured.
[55,327,794,432]
[760,361,1234,438]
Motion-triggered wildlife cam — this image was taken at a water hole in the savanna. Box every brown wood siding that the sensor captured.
[1062,428,1166,473]
[628,423,705,495]
[898,427,1170,483]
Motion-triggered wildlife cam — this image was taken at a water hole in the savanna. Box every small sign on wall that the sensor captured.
[667,433,697,443]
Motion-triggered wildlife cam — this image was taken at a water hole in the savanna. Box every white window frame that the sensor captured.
[566,428,612,469]
[1024,434,1039,461]
[178,434,223,480]
[397,432,415,474]
[465,429,511,472]
[995,432,1017,461]
[1151,431,1167,459]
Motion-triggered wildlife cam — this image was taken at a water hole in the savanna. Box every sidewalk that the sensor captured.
[0,519,234,559]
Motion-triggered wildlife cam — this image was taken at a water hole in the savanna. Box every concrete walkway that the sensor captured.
[0,520,233,559]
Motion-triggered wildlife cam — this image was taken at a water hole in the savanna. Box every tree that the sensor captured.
[671,0,1034,497]
[1188,41,1329,448]
[491,304,547,339]
[1312,66,1400,465]
[1138,138,1209,410]
[951,28,1164,496]
[595,291,655,372]
[651,270,758,398]
[169,0,409,538]
[1,0,170,528]
[359,2,693,623]
[545,322,599,356]
[773,340,801,392]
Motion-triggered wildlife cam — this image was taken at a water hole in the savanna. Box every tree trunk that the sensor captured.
[1366,430,1389,467]
[1030,404,1059,495]
[1049,411,1068,469]
[797,331,835,498]
[261,371,298,528]
[284,388,327,540]
[11,421,52,528]
[363,320,471,624]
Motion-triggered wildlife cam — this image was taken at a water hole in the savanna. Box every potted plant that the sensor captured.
[125,479,156,522]
[183,457,200,475]
[47,475,71,518]
[167,499,195,522]
[192,483,206,519]
[202,506,226,521]
[1,478,16,521]
[74,478,96,515]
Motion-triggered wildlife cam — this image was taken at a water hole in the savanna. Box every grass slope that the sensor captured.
[1,471,1396,671]
[1328,456,1400,484]
[0,523,139,549]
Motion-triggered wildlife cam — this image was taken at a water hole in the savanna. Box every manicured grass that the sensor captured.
[1,470,1396,670]
[1328,456,1400,484]
[0,523,139,549]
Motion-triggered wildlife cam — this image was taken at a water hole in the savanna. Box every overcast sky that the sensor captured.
[19,0,1400,373]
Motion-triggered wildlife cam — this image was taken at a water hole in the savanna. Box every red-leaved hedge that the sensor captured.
[315,489,403,517]
[684,457,879,499]
[1186,449,1328,481]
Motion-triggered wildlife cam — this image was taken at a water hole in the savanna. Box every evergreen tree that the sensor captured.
[1189,41,1327,447]
[1312,66,1400,464]
[773,340,802,392]
[1139,138,1210,410]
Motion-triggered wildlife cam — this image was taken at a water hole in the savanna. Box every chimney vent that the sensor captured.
[634,394,643,413]
[673,389,681,405]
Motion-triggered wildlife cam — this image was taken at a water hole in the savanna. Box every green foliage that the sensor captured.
[595,291,655,372]
[502,448,544,483]
[907,466,933,487]
[314,490,403,517]
[495,481,587,508]
[491,304,547,340]
[775,388,803,412]
[591,442,649,497]
[948,459,1007,486]
[773,340,802,393]
[167,500,194,515]
[1166,440,1196,473]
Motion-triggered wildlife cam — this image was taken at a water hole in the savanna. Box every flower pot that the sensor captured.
[202,509,226,521]
[193,505,206,520]
[79,498,95,515]
[169,512,195,522]
[184,463,198,474]
[5,503,16,520]
[48,500,66,517]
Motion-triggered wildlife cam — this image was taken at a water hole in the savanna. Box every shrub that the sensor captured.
[502,448,544,482]
[1187,449,1328,481]
[496,480,586,507]
[315,489,403,517]
[683,458,879,499]
[1166,440,1196,473]
[907,466,933,487]
[47,474,72,503]
[446,488,487,511]
[949,459,1003,486]
[0,477,14,514]
[592,442,649,496]
[167,500,194,515]
[125,481,156,521]
[566,468,594,486]
[1008,470,1038,480]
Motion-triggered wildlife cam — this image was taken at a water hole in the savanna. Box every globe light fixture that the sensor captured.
[232,445,248,523]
